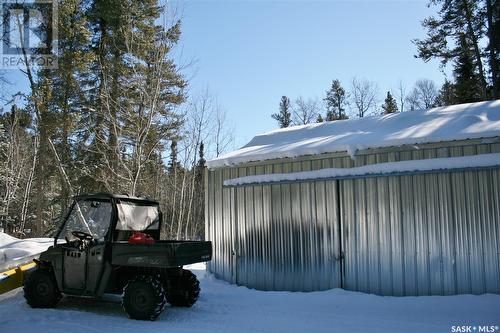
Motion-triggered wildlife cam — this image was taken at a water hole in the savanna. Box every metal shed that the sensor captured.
[205,101,500,296]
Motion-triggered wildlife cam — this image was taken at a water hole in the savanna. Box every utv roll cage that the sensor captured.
[54,192,162,245]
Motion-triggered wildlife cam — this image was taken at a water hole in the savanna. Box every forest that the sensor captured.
[0,0,498,239]
[0,0,233,239]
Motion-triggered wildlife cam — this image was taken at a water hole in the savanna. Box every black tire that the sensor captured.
[23,269,62,308]
[166,269,200,307]
[122,275,166,321]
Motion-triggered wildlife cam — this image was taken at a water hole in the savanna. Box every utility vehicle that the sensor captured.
[23,193,212,320]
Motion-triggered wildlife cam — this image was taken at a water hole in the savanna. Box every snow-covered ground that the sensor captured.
[1,262,499,333]
[0,233,54,265]
[1,233,498,332]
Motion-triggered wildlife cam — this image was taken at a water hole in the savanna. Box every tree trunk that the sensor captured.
[176,169,188,240]
[462,0,489,99]
[21,137,38,232]
[60,81,71,216]
[108,49,121,191]
[486,0,499,99]
[35,117,48,236]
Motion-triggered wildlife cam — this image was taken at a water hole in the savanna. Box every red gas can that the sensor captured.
[128,232,155,245]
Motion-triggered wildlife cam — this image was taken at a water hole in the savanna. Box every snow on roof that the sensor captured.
[223,152,500,186]
[207,100,500,168]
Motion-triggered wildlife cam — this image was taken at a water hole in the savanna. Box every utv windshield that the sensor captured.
[58,200,112,242]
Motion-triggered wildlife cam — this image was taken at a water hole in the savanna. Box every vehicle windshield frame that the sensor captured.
[55,198,114,245]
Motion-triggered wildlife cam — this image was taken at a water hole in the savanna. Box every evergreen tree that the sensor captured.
[193,141,206,240]
[196,141,206,184]
[413,0,495,99]
[168,140,181,174]
[486,0,500,99]
[324,80,348,121]
[436,79,457,106]
[453,34,483,103]
[316,114,324,123]
[49,0,94,213]
[197,141,206,170]
[381,92,398,114]
[85,0,185,194]
[325,110,335,121]
[272,96,292,128]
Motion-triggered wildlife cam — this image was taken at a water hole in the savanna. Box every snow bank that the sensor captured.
[0,233,18,246]
[0,263,499,333]
[224,152,500,186]
[0,233,54,265]
[208,100,500,168]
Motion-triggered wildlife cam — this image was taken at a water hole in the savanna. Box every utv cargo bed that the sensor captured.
[112,240,212,268]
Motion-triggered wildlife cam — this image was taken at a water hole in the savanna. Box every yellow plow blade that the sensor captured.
[0,262,37,295]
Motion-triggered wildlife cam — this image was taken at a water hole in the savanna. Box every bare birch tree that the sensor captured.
[395,80,407,112]
[157,88,234,240]
[350,78,379,118]
[293,96,321,125]
[406,79,439,111]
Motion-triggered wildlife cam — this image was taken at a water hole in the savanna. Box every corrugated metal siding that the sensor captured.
[206,139,500,295]
[341,169,500,295]
[226,175,341,291]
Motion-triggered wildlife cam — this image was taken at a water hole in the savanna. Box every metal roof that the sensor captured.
[208,100,500,168]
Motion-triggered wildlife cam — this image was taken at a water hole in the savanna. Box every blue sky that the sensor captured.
[178,0,446,148]
[2,0,446,150]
